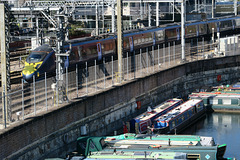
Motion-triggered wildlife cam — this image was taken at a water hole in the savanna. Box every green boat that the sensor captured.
[189,92,240,112]
[71,133,227,160]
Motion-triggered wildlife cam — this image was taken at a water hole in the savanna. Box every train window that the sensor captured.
[236,19,240,26]
[138,37,141,44]
[26,51,47,63]
[149,36,152,41]
[104,43,109,51]
[77,46,82,60]
[134,39,138,45]
[157,31,163,40]
[145,35,148,42]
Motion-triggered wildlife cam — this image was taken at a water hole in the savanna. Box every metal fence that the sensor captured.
[1,35,240,129]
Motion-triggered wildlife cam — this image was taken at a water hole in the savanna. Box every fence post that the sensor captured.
[147,47,149,73]
[134,51,136,79]
[202,37,204,58]
[22,79,24,120]
[56,69,58,106]
[140,48,142,76]
[45,72,48,111]
[66,67,68,102]
[33,75,36,116]
[163,43,165,66]
[76,64,78,98]
[197,38,198,60]
[112,56,113,85]
[173,41,175,64]
[127,52,129,80]
[152,45,154,72]
[104,58,106,89]
[86,62,88,95]
[3,85,7,128]
[158,45,160,69]
[168,42,170,66]
[234,36,236,55]
[95,60,97,91]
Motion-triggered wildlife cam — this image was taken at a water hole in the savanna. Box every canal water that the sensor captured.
[182,112,240,159]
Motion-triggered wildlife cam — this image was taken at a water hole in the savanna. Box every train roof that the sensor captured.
[66,16,240,47]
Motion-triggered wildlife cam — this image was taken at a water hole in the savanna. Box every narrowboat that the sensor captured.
[189,92,240,112]
[153,99,206,134]
[128,98,183,134]
[212,82,240,92]
[70,133,228,160]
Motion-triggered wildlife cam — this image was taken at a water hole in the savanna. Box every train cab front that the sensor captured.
[22,62,41,82]
[22,47,48,82]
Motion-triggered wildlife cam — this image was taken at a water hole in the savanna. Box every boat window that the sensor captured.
[26,51,47,63]
[209,99,213,105]
[218,99,223,105]
[100,138,106,148]
[187,154,200,159]
[231,99,238,105]
[89,140,97,150]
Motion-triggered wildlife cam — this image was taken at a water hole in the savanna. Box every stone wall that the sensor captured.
[1,55,240,159]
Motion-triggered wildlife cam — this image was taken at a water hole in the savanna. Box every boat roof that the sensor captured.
[133,99,182,121]
[85,150,187,159]
[154,99,202,122]
[105,133,215,147]
[190,92,240,99]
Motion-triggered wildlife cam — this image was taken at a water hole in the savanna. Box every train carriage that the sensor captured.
[22,16,240,82]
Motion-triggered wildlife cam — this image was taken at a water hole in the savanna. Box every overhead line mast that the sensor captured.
[0,2,11,127]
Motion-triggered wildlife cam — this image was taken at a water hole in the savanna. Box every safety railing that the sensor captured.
[1,35,240,129]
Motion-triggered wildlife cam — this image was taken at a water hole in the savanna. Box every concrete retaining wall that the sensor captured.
[1,55,240,159]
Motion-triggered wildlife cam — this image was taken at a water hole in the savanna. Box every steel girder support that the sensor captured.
[1,2,12,124]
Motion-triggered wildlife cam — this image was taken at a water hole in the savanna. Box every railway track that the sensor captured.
[0,46,31,86]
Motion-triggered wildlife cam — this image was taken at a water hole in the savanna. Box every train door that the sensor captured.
[152,32,156,46]
[196,25,199,37]
[64,56,69,68]
[176,28,180,40]
[217,22,220,32]
[97,43,102,60]
[129,36,134,52]
[232,20,235,30]
[77,46,82,60]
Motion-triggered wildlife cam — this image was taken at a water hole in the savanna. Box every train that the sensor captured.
[22,16,240,82]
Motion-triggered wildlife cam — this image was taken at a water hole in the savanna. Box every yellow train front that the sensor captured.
[22,44,56,82]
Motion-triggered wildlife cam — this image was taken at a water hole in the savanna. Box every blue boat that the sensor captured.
[153,99,205,134]
[128,98,183,133]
